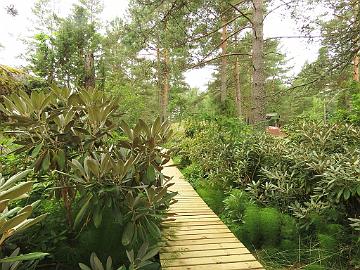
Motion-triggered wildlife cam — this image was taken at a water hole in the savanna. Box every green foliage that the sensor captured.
[196,182,225,215]
[175,116,359,268]
[78,242,159,270]
[0,170,47,246]
[280,214,297,241]
[181,163,203,186]
[174,115,252,189]
[1,87,175,268]
[259,208,281,247]
[317,233,338,265]
[0,65,26,96]
[242,205,261,247]
[303,264,325,270]
[30,3,103,88]
[0,170,48,266]
[334,83,360,125]
[223,189,252,222]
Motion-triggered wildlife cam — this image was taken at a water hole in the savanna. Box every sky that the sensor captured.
[0,0,321,91]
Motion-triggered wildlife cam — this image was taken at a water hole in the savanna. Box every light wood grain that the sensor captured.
[160,161,264,269]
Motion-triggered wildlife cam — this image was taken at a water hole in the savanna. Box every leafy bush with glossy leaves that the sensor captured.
[174,116,360,269]
[1,87,176,268]
[0,169,48,266]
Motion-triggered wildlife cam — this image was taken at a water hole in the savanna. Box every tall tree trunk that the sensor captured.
[84,52,95,89]
[161,48,170,122]
[157,45,162,110]
[220,16,228,105]
[354,54,359,82]
[251,0,266,125]
[234,56,242,117]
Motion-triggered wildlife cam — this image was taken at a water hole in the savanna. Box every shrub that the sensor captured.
[280,214,297,241]
[223,189,252,222]
[317,233,338,266]
[196,182,226,215]
[174,116,360,268]
[242,205,261,248]
[259,208,281,247]
[0,169,48,265]
[182,162,203,187]
[1,88,176,268]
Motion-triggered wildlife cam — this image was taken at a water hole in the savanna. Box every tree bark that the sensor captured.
[251,0,266,125]
[84,52,95,89]
[234,56,242,117]
[354,54,359,82]
[161,48,170,122]
[220,16,228,105]
[157,44,162,112]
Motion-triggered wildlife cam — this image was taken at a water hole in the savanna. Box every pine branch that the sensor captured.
[190,53,251,69]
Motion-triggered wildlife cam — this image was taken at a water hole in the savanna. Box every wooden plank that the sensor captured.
[162,220,223,226]
[160,242,246,252]
[161,247,250,260]
[162,237,240,246]
[161,254,259,267]
[162,261,264,270]
[168,216,220,222]
[162,223,231,232]
[164,232,236,241]
[163,227,231,236]
[166,214,216,219]
[167,210,214,214]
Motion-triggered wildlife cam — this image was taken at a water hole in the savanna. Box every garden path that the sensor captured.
[160,161,264,270]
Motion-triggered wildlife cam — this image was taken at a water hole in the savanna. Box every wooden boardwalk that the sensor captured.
[160,162,264,270]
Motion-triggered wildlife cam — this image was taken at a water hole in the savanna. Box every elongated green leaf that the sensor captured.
[151,117,161,137]
[18,205,32,215]
[0,199,10,212]
[93,254,104,270]
[74,194,93,228]
[0,182,33,201]
[71,159,87,179]
[120,121,133,140]
[145,219,161,239]
[42,152,50,172]
[56,149,66,170]
[85,157,100,178]
[145,166,156,184]
[79,263,92,270]
[1,169,32,191]
[141,247,159,262]
[138,119,151,138]
[93,204,103,228]
[344,189,351,200]
[15,213,47,233]
[122,222,135,246]
[0,252,48,263]
[137,242,149,260]
[106,256,113,270]
[31,142,43,158]
[0,212,30,234]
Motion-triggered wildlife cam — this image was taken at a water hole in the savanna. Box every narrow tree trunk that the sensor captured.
[98,56,106,91]
[161,48,170,122]
[220,16,228,105]
[251,0,266,125]
[234,57,242,117]
[354,54,359,82]
[156,45,162,110]
[84,52,95,89]
[67,73,70,89]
